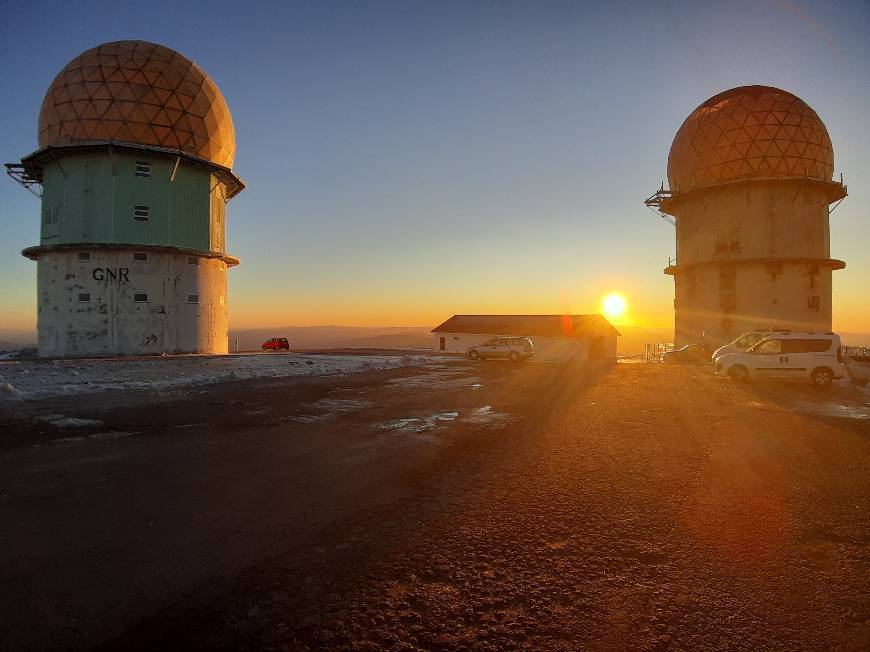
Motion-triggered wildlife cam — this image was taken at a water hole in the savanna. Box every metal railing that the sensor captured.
[644,343,674,363]
[844,346,870,362]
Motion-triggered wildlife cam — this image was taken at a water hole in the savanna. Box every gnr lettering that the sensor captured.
[92,267,131,283]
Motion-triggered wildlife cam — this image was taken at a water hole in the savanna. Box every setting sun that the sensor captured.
[602,293,627,320]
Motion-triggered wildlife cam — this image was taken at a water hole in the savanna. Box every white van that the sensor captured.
[715,332,846,385]
[711,330,790,362]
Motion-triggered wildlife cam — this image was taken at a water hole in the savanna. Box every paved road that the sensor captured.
[1,361,868,650]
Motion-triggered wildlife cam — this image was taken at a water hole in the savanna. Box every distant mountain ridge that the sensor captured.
[231,324,676,354]
[4,325,868,355]
[229,326,434,351]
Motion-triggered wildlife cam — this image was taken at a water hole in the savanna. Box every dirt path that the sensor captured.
[1,362,869,650]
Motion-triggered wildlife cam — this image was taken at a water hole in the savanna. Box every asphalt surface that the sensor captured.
[1,359,869,650]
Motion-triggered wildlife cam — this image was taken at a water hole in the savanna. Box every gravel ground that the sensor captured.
[1,360,868,650]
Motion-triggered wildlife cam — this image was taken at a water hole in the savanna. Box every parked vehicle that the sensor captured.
[714,332,846,385]
[467,337,534,361]
[262,337,290,351]
[662,343,711,365]
[711,329,791,361]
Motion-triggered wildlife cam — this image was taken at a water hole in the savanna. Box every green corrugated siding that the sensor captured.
[170,163,210,250]
[40,151,211,251]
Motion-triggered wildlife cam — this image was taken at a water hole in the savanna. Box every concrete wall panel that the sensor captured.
[37,250,228,357]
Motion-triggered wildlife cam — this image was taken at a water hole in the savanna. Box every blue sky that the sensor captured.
[1,0,868,336]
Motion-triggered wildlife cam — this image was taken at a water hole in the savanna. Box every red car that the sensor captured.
[261,337,290,351]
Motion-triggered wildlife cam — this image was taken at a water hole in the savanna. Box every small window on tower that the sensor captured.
[133,293,148,303]
[808,295,821,312]
[78,251,92,261]
[133,206,150,221]
[187,294,199,304]
[133,252,149,262]
[43,204,61,225]
[78,293,91,303]
[187,256,199,266]
[765,262,783,278]
[135,161,152,177]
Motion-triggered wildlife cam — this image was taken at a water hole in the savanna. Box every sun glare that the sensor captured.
[602,293,627,319]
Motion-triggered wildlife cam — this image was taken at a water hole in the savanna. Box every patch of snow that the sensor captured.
[285,414,334,424]
[387,372,481,390]
[243,407,272,416]
[465,405,512,426]
[379,411,459,433]
[54,431,135,444]
[309,398,374,412]
[0,348,37,360]
[794,401,870,420]
[32,413,66,424]
[0,354,444,401]
[47,417,105,428]
[1,382,22,397]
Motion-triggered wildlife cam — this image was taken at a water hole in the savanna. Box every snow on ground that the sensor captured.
[0,353,444,401]
[380,412,460,434]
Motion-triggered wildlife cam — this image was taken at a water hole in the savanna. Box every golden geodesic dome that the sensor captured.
[667,85,833,192]
[38,40,235,169]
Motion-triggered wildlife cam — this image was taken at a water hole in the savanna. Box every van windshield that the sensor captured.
[748,338,770,353]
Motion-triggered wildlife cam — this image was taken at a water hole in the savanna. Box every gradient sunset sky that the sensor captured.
[1,0,868,339]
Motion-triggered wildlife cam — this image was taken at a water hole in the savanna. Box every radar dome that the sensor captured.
[38,40,235,169]
[667,85,833,192]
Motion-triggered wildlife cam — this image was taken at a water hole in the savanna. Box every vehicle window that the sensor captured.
[483,339,496,346]
[736,336,748,348]
[748,334,765,346]
[755,339,782,354]
[810,339,833,352]
[783,339,832,353]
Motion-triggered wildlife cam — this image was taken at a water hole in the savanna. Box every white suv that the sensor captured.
[467,337,534,361]
[714,332,846,385]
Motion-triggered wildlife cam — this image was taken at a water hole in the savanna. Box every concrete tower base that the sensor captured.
[33,248,230,357]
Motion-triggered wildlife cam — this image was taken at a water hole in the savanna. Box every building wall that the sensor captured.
[675,181,830,265]
[674,261,833,346]
[671,179,838,347]
[432,332,617,362]
[40,151,221,252]
[36,249,228,357]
